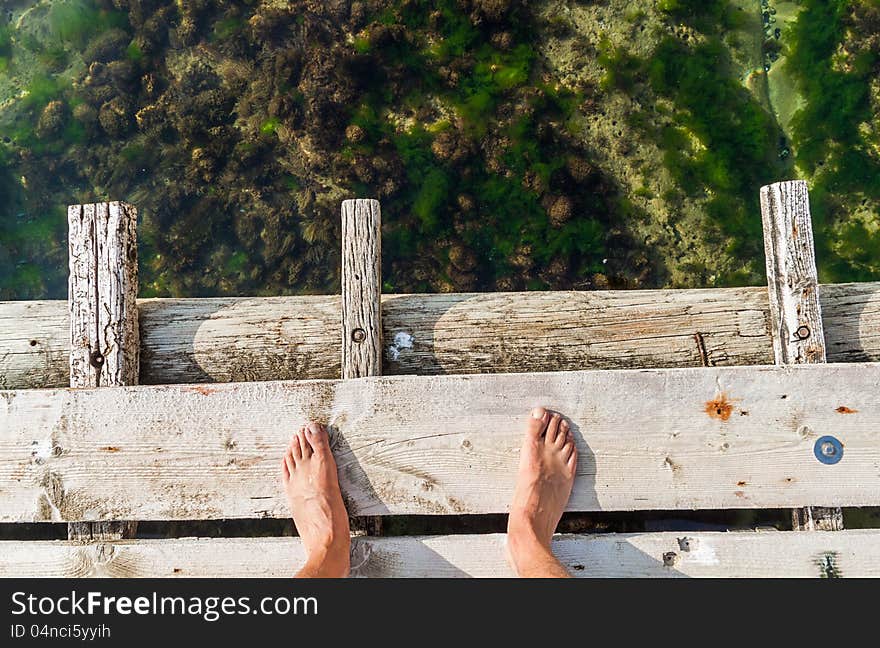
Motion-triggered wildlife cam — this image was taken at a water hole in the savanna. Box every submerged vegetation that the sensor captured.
[784,0,880,280]
[0,0,878,299]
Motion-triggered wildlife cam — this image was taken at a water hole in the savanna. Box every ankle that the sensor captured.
[507,520,552,569]
[303,539,351,578]
[301,552,350,578]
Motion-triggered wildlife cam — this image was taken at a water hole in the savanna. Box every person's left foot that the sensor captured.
[282,422,350,577]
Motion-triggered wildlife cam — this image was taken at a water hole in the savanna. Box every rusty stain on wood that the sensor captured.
[836,406,858,414]
[705,394,734,421]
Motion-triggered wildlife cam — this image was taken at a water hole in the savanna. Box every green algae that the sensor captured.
[785,0,880,281]
[0,0,878,301]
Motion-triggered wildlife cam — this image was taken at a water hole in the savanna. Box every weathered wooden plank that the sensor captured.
[67,202,139,388]
[1,530,876,578]
[760,181,843,531]
[342,199,383,536]
[341,199,382,379]
[3,282,880,389]
[67,201,140,542]
[1,363,877,521]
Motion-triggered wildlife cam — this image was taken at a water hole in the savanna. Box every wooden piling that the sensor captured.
[760,180,844,531]
[341,199,382,379]
[341,199,383,536]
[67,201,139,541]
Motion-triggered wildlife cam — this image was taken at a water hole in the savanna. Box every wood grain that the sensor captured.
[341,199,381,379]
[761,180,826,365]
[67,201,140,542]
[1,363,878,522]
[67,202,139,388]
[341,199,384,536]
[0,530,875,577]
[3,283,880,389]
[760,181,843,531]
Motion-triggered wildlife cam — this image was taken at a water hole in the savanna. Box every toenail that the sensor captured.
[531,407,545,419]
[561,420,569,430]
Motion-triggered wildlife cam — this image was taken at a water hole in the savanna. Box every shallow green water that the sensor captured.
[0,0,878,300]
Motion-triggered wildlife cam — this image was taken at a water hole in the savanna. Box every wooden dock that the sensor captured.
[1,181,878,577]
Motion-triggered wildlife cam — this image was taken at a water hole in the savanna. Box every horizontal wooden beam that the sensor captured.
[2,283,879,390]
[1,530,876,577]
[1,363,878,521]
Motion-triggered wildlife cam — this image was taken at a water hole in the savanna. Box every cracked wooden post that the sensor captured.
[760,180,843,532]
[67,201,139,541]
[341,198,383,537]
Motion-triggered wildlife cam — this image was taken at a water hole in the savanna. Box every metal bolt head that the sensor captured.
[351,328,366,343]
[814,435,843,465]
[90,352,104,367]
[795,325,811,340]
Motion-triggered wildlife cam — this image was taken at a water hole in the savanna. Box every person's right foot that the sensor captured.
[507,407,577,574]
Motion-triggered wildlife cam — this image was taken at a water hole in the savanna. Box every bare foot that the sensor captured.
[281,422,351,578]
[507,407,577,577]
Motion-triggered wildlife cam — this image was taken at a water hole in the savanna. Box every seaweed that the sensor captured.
[785,0,880,281]
[602,24,783,284]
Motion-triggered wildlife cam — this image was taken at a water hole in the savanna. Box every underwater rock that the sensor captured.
[509,244,534,270]
[447,266,478,291]
[72,103,98,128]
[548,195,573,227]
[98,96,132,137]
[134,104,163,131]
[83,28,130,65]
[565,155,595,183]
[468,0,517,24]
[431,129,474,164]
[457,194,475,212]
[449,243,478,272]
[491,31,514,50]
[345,123,365,143]
[36,101,67,139]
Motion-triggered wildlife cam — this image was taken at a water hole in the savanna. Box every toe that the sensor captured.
[283,450,295,478]
[526,407,549,439]
[305,421,330,455]
[553,418,570,447]
[291,431,304,463]
[545,413,562,444]
[296,427,312,459]
[565,445,578,474]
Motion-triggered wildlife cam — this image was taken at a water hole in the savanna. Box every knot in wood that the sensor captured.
[351,328,367,343]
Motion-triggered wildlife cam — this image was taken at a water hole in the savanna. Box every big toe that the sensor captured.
[305,421,331,454]
[525,407,549,439]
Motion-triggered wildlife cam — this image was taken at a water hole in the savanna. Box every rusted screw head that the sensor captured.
[795,325,811,340]
[351,328,366,343]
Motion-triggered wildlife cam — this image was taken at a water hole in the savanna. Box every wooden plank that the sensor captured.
[67,202,139,388]
[67,201,139,542]
[1,363,878,521]
[761,180,826,365]
[341,199,382,379]
[1,530,876,577]
[342,199,383,536]
[3,282,880,389]
[760,181,843,531]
